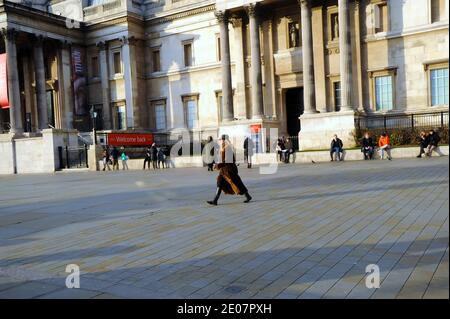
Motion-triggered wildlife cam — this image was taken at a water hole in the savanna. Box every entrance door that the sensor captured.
[285,87,304,137]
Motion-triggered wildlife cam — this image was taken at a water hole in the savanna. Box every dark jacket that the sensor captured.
[419,135,430,148]
[361,137,374,149]
[111,148,119,160]
[144,148,152,160]
[429,133,441,147]
[243,137,254,156]
[149,146,158,160]
[330,138,343,150]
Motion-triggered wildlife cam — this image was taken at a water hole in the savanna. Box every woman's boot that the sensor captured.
[207,188,222,206]
[244,192,252,203]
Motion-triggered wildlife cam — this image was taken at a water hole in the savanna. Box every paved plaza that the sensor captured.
[0,157,448,299]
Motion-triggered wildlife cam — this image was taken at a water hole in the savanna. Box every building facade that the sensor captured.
[0,0,448,162]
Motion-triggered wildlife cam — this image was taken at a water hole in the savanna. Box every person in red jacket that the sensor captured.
[378,132,392,160]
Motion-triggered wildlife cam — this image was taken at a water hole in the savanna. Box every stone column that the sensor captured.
[2,28,23,134]
[299,0,317,114]
[32,35,48,131]
[97,41,112,129]
[121,36,139,129]
[215,11,234,122]
[60,41,74,130]
[338,0,353,111]
[230,17,248,119]
[245,3,264,119]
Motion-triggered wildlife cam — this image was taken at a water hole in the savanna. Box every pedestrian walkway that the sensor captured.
[0,158,448,299]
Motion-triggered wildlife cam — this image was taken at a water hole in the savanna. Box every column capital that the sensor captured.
[297,0,310,7]
[244,3,258,18]
[30,34,45,46]
[120,36,138,46]
[215,10,228,23]
[1,28,18,41]
[61,40,72,49]
[96,40,108,51]
[230,16,243,28]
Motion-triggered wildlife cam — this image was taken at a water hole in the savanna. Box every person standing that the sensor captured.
[330,134,344,161]
[378,132,392,160]
[111,146,120,170]
[207,135,252,206]
[143,147,152,170]
[417,131,430,158]
[243,136,254,169]
[102,147,111,171]
[426,129,441,157]
[150,143,158,169]
[157,147,166,169]
[120,147,129,170]
[361,132,375,160]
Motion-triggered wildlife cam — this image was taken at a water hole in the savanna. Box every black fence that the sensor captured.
[356,111,449,131]
[58,145,88,169]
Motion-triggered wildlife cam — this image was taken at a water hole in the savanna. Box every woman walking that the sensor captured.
[207,135,252,206]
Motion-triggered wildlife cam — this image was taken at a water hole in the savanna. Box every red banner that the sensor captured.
[71,46,88,116]
[108,133,154,146]
[0,54,9,109]
[250,124,262,133]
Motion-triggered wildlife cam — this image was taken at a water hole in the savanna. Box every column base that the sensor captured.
[339,106,355,112]
[303,109,320,115]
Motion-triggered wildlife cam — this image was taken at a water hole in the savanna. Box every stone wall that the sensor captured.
[0,129,81,175]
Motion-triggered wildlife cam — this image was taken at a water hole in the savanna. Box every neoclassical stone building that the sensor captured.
[0,0,448,172]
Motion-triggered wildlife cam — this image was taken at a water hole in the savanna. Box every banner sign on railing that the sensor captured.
[108,133,154,146]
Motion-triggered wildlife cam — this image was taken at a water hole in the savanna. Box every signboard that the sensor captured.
[0,54,9,109]
[108,133,154,146]
[250,124,262,133]
[71,46,88,116]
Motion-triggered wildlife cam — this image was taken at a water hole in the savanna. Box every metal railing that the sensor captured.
[58,145,89,169]
[356,111,449,131]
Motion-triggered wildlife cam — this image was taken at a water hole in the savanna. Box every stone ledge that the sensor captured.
[91,145,449,171]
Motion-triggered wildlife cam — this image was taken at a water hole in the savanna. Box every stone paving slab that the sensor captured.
[0,157,448,299]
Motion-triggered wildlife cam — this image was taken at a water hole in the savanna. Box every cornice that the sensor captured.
[145,4,216,26]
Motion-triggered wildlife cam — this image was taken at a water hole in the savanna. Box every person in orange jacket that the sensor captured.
[378,132,392,160]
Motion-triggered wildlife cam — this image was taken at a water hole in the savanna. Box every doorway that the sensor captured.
[285,87,304,137]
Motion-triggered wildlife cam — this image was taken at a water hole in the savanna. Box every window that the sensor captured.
[430,68,449,105]
[154,102,167,130]
[183,96,199,129]
[431,0,446,23]
[375,2,389,33]
[216,36,221,62]
[113,51,122,75]
[183,42,193,67]
[91,56,99,78]
[216,91,223,122]
[333,81,341,112]
[375,76,393,111]
[116,105,126,130]
[152,49,161,73]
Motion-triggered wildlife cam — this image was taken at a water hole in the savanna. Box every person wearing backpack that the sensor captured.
[120,147,129,170]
